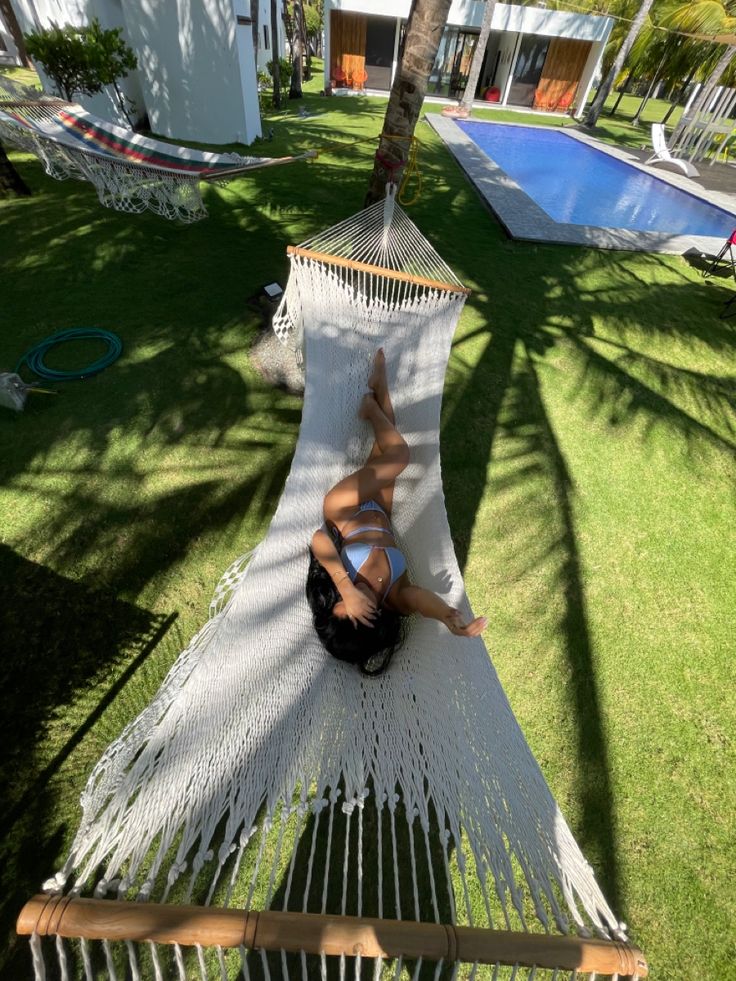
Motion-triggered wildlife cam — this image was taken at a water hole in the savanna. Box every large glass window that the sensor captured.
[429,28,479,99]
[507,35,550,107]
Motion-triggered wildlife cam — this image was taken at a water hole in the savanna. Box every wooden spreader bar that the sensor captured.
[18,895,648,977]
[286,246,472,296]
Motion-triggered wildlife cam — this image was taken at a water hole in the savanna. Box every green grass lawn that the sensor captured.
[1,69,735,980]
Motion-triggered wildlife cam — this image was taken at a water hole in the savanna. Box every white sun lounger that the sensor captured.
[646,123,700,178]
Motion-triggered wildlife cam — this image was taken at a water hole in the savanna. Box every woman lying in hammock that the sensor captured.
[307,349,487,676]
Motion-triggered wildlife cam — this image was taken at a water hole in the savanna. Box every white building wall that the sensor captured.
[13,0,262,144]
[11,0,142,124]
[121,0,260,145]
[254,0,286,73]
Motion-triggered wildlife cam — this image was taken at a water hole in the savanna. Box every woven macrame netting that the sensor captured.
[32,200,627,980]
[0,99,262,222]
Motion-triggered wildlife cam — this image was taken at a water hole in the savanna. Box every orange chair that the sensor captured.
[351,67,368,91]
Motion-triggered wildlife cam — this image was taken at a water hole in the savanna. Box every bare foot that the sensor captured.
[358,391,378,420]
[367,348,387,397]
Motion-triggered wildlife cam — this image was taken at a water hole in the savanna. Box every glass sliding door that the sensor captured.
[430,28,478,99]
[507,34,550,108]
[364,16,395,91]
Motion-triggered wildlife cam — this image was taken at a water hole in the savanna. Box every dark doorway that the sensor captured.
[365,16,395,90]
[507,34,550,107]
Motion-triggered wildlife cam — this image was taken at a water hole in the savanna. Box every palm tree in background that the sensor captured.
[459,0,498,115]
[585,0,657,126]
[662,0,736,122]
[365,0,453,204]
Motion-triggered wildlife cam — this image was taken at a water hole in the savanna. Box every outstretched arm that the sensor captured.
[311,529,377,627]
[391,585,487,637]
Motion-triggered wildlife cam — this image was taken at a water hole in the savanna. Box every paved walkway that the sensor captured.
[620,145,736,200]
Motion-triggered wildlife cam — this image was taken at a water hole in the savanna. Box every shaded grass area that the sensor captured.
[1,74,735,980]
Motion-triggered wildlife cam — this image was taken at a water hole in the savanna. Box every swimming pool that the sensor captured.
[456,121,736,239]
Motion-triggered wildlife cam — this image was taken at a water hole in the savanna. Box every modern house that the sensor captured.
[325,0,614,115]
[8,0,285,144]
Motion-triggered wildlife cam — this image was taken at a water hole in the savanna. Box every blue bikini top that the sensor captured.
[338,501,407,598]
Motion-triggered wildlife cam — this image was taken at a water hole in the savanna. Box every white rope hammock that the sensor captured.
[20,192,646,980]
[0,92,315,221]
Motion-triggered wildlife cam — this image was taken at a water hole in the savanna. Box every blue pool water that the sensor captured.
[457,121,736,238]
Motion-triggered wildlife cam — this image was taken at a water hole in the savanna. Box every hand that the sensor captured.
[341,584,378,628]
[443,608,487,637]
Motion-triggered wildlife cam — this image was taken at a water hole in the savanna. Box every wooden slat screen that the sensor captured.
[534,38,592,112]
[330,10,367,88]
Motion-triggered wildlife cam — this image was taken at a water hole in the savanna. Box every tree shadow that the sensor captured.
[0,545,175,980]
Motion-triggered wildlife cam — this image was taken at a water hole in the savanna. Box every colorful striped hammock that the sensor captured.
[0,99,315,221]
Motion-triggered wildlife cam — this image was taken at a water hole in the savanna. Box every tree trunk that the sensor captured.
[289,0,304,98]
[584,0,656,128]
[0,0,32,68]
[632,45,670,126]
[685,44,736,124]
[270,0,281,109]
[0,142,30,198]
[608,68,634,115]
[251,0,259,66]
[459,0,496,113]
[662,62,697,125]
[365,0,453,205]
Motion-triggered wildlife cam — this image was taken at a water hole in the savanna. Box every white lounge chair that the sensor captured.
[646,123,700,178]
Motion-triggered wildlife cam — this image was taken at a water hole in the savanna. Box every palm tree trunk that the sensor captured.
[0,142,30,198]
[632,48,668,126]
[289,0,304,98]
[365,0,453,205]
[685,44,736,123]
[270,0,281,109]
[584,0,656,128]
[459,0,497,114]
[0,0,31,68]
[251,0,259,63]
[662,62,697,125]
[608,68,635,116]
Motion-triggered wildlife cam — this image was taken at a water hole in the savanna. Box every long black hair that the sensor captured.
[305,536,405,677]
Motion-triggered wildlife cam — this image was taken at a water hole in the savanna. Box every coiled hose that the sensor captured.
[15,328,122,381]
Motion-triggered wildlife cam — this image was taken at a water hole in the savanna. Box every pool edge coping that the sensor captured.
[426,113,736,255]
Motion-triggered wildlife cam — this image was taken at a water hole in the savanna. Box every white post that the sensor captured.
[323,0,332,90]
[502,32,522,106]
[391,16,401,87]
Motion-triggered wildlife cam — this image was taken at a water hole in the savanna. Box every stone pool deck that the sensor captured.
[427,113,736,256]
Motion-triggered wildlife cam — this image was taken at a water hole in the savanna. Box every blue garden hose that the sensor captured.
[15,328,122,382]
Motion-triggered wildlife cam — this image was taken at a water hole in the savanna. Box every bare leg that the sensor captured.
[323,357,408,525]
[367,348,395,430]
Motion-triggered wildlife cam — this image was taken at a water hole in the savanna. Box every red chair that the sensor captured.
[331,66,347,88]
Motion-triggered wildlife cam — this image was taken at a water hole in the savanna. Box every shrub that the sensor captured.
[24,18,137,105]
[266,57,292,83]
